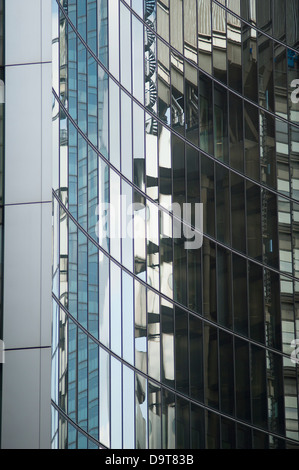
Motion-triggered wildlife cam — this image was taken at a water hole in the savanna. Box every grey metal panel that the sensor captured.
[5,0,42,66]
[5,63,42,205]
[1,348,51,449]
[41,0,52,63]
[40,202,53,347]
[3,203,42,350]
[41,62,53,202]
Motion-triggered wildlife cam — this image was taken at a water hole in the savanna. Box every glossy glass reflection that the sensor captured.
[52,0,299,450]
[147,290,161,381]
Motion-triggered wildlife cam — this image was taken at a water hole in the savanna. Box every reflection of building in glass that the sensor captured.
[51,0,299,449]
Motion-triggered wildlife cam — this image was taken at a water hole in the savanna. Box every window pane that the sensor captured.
[235,338,251,422]
[175,307,189,395]
[149,382,162,449]
[135,373,148,449]
[233,254,248,336]
[162,389,175,449]
[221,417,236,449]
[176,397,190,449]
[219,331,234,415]
[217,246,232,328]
[206,410,220,449]
[161,299,174,388]
[191,404,205,449]
[231,173,246,252]
[202,239,217,322]
[204,324,219,409]
[189,315,204,403]
[251,345,267,428]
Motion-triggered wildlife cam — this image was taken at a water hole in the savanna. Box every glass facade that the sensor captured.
[0,0,4,445]
[52,0,299,449]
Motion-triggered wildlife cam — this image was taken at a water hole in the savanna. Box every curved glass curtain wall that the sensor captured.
[52,0,299,449]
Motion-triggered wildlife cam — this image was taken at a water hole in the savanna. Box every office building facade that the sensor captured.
[50,0,299,449]
[1,0,299,450]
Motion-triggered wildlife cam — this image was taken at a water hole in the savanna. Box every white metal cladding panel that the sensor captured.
[1,0,52,450]
[3,203,41,349]
[2,202,52,350]
[5,0,42,66]
[5,63,42,205]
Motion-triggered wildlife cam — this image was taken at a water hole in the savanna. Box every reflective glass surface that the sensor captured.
[52,0,299,449]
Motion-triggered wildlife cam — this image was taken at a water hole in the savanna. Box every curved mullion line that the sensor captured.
[54,88,299,221]
[57,0,299,133]
[52,292,299,446]
[212,0,299,54]
[51,400,108,449]
[54,8,299,203]
[53,92,204,237]
[55,5,299,204]
[54,90,299,279]
[52,274,293,377]
[53,190,298,358]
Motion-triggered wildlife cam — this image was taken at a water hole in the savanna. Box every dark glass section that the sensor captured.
[264,269,282,350]
[186,145,201,314]
[258,35,274,113]
[244,101,259,182]
[204,323,219,410]
[256,0,273,37]
[231,173,246,253]
[236,423,252,449]
[286,0,299,46]
[235,338,251,422]
[175,307,189,395]
[216,164,230,245]
[0,0,3,68]
[217,246,232,329]
[253,430,269,449]
[242,24,258,102]
[221,417,236,449]
[199,74,213,155]
[214,84,229,164]
[233,254,248,336]
[219,331,234,415]
[176,397,190,449]
[251,344,267,428]
[201,154,215,238]
[229,93,244,172]
[189,315,204,403]
[267,351,285,435]
[190,404,205,449]
[206,410,220,449]
[227,6,242,93]
[246,181,262,261]
[202,239,217,322]
[185,62,199,146]
[172,135,187,305]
